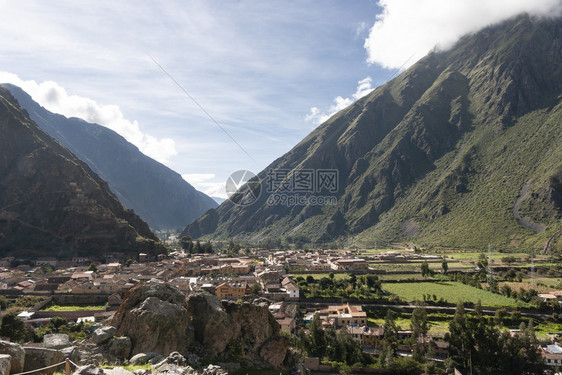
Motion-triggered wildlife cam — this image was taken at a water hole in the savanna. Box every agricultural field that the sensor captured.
[43,304,107,311]
[381,281,525,307]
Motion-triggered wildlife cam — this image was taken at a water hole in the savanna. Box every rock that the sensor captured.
[23,347,64,375]
[61,346,81,363]
[0,354,11,375]
[92,326,117,345]
[153,351,186,367]
[184,352,201,367]
[44,333,71,349]
[103,368,134,375]
[112,284,288,370]
[73,364,104,375]
[289,363,308,375]
[217,362,240,373]
[129,353,149,365]
[186,293,288,368]
[258,336,289,369]
[147,354,164,364]
[0,340,25,373]
[107,337,132,360]
[201,364,228,375]
[112,284,193,356]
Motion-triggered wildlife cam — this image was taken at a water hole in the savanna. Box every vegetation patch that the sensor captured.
[382,281,522,307]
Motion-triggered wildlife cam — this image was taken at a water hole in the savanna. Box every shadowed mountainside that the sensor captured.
[2,84,217,230]
[0,87,165,258]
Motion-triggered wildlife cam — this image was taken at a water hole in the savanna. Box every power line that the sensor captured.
[148,55,256,163]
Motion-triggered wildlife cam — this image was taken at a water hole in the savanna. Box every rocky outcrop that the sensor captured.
[73,364,105,375]
[107,337,132,360]
[112,283,193,356]
[0,340,25,373]
[44,333,71,350]
[92,326,117,345]
[112,284,289,369]
[186,293,287,368]
[23,347,64,375]
[0,355,11,375]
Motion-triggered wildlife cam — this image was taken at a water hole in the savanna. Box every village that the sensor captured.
[2,247,562,371]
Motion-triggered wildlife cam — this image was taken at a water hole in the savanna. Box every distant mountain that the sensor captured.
[0,87,166,259]
[184,14,562,251]
[2,84,217,230]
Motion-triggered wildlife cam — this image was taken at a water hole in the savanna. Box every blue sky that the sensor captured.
[1,0,560,199]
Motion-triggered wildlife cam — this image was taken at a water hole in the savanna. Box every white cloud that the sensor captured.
[305,77,374,125]
[365,0,562,70]
[0,71,177,164]
[182,173,227,199]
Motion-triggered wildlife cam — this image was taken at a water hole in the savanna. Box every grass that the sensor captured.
[382,281,524,307]
[368,316,450,337]
[44,304,107,311]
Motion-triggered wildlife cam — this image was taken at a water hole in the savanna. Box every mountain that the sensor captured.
[1,84,217,230]
[0,87,166,259]
[184,14,562,251]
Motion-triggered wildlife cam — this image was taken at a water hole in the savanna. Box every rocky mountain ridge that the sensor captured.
[2,84,217,230]
[184,14,562,251]
[0,87,165,258]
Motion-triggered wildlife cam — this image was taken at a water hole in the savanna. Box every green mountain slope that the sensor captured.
[0,87,166,259]
[184,14,562,251]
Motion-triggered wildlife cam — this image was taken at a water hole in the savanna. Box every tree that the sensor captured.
[0,312,31,343]
[442,260,448,274]
[380,309,399,366]
[48,316,68,333]
[0,295,8,310]
[251,283,261,294]
[420,261,430,277]
[194,240,202,253]
[477,252,488,270]
[445,302,473,370]
[319,277,332,290]
[306,314,328,359]
[180,236,194,253]
[410,304,429,361]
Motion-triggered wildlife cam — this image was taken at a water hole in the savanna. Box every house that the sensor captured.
[35,257,58,267]
[331,259,369,271]
[539,293,558,302]
[71,271,94,282]
[317,304,368,327]
[281,277,300,299]
[215,282,250,298]
[17,311,35,321]
[269,302,298,333]
[543,344,562,367]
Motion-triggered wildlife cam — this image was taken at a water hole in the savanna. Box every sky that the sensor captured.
[0,0,560,200]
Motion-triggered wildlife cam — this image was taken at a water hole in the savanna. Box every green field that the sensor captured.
[382,281,524,307]
[44,304,107,311]
[368,316,450,337]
